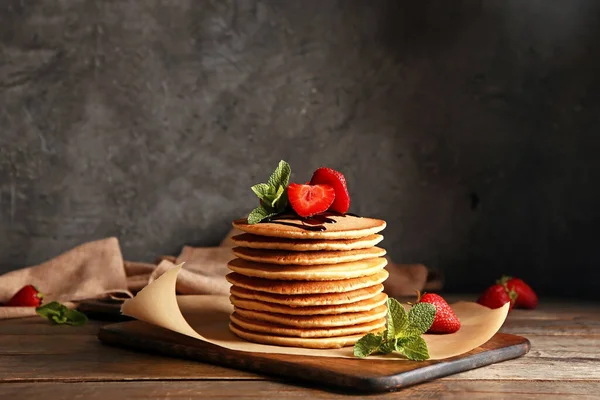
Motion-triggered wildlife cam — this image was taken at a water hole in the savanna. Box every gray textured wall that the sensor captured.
[1,0,599,298]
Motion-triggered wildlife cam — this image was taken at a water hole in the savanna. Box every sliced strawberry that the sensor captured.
[309,167,350,214]
[288,183,335,217]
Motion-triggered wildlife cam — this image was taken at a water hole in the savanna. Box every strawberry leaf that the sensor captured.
[496,275,512,285]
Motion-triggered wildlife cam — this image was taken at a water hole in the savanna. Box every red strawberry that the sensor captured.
[287,183,336,217]
[309,167,350,214]
[418,293,461,334]
[5,285,43,307]
[477,284,517,311]
[499,276,538,309]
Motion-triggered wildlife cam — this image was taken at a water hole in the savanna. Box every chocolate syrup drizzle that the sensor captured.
[263,211,362,231]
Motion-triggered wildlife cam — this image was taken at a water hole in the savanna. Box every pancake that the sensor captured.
[232,215,386,240]
[232,246,386,265]
[229,292,387,315]
[226,269,389,294]
[227,257,387,281]
[229,283,384,306]
[233,304,388,328]
[231,233,384,251]
[229,323,381,349]
[230,313,386,338]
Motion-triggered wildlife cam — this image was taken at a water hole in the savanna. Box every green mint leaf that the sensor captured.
[353,299,432,361]
[275,186,288,212]
[265,185,286,210]
[271,185,285,208]
[36,301,64,319]
[247,207,277,224]
[402,302,436,337]
[353,333,383,358]
[267,160,291,189]
[378,338,397,354]
[396,336,430,361]
[63,309,88,326]
[251,183,286,210]
[386,297,408,341]
[249,161,291,217]
[51,313,68,324]
[251,183,272,202]
[36,301,88,326]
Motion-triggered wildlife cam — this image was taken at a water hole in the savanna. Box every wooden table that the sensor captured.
[0,298,598,399]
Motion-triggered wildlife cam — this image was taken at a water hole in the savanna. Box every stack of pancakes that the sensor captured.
[226,215,388,349]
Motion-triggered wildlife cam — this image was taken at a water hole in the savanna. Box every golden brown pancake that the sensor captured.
[230,313,386,338]
[229,292,388,315]
[229,323,381,349]
[226,270,389,295]
[229,283,384,306]
[232,215,386,240]
[231,233,384,251]
[232,246,386,265]
[228,210,389,349]
[233,304,387,328]
[227,257,387,281]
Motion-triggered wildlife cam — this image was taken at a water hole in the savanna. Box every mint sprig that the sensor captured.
[36,301,88,326]
[354,298,436,361]
[247,207,278,225]
[248,160,291,224]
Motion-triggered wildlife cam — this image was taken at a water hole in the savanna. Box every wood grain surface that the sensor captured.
[98,321,529,392]
[1,381,599,400]
[0,298,597,398]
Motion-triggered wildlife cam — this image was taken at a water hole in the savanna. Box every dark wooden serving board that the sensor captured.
[77,299,131,322]
[98,321,530,392]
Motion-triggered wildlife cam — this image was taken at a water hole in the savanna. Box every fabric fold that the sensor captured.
[0,237,127,304]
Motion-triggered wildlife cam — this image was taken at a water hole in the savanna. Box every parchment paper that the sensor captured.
[121,265,509,360]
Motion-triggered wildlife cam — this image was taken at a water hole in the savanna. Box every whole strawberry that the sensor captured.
[477,284,517,311]
[5,285,43,307]
[498,276,538,309]
[418,293,461,334]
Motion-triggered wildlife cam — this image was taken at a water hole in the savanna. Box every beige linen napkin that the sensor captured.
[0,238,128,319]
[384,261,428,297]
[149,246,232,295]
[0,229,440,319]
